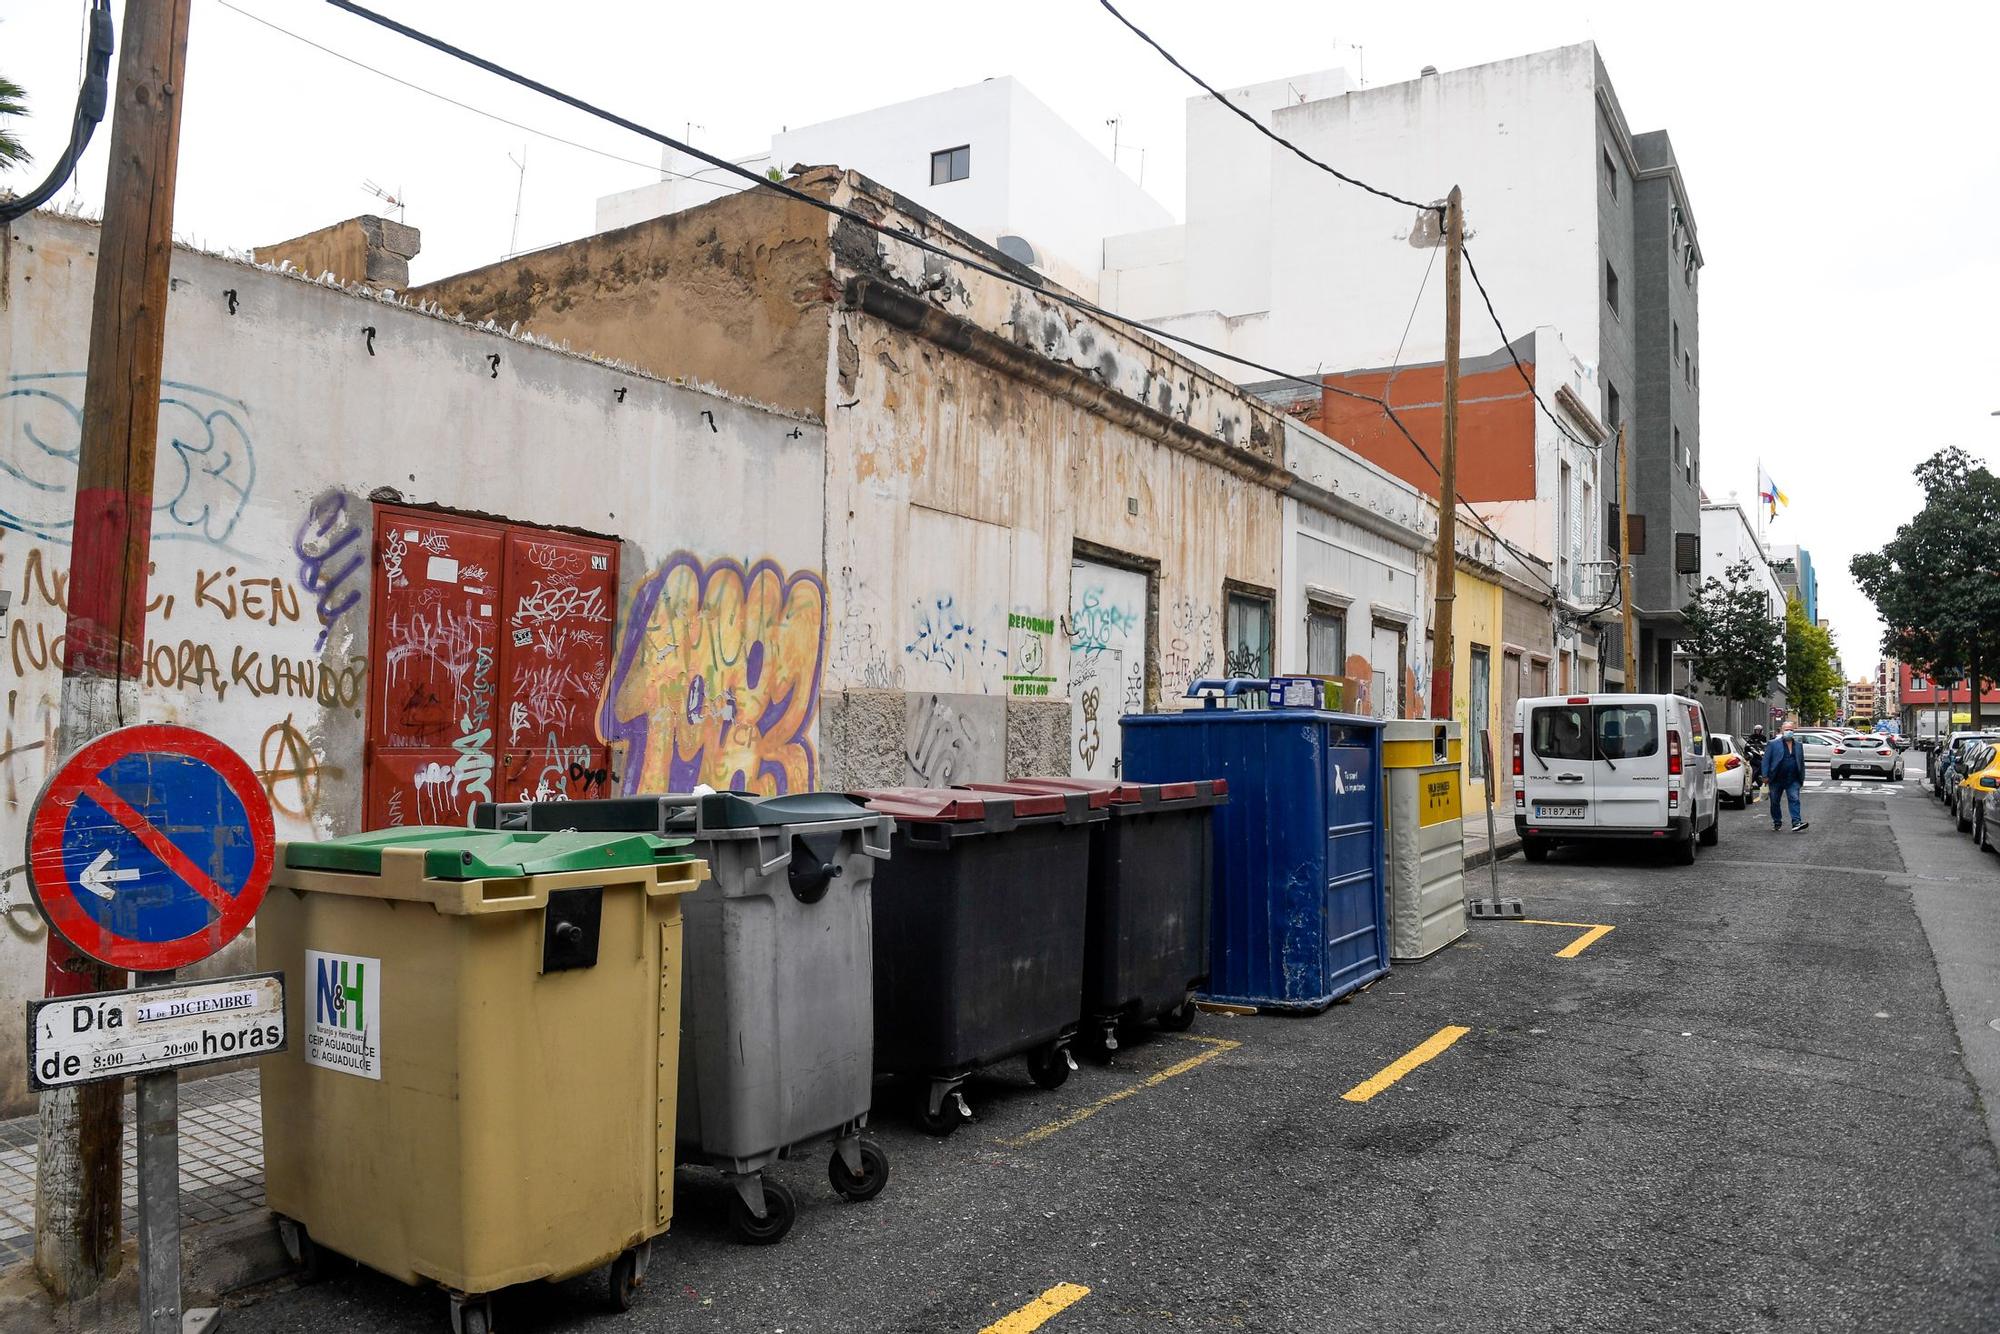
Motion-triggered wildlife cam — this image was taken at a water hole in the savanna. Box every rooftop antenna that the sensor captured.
[361,179,406,222]
[1105,116,1121,164]
[507,145,528,256]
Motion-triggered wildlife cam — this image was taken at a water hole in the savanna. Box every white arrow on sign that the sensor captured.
[80,850,139,901]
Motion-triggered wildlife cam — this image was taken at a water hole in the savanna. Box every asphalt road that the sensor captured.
[225,769,2000,1333]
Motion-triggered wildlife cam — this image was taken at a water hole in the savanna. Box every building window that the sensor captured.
[1306,602,1347,676]
[1676,426,1691,483]
[1673,321,1680,359]
[1603,147,1618,199]
[1605,261,1620,315]
[1606,382,1621,430]
[1469,645,1492,779]
[1224,590,1274,679]
[929,145,971,185]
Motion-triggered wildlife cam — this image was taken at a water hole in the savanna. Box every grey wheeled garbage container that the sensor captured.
[475,792,892,1245]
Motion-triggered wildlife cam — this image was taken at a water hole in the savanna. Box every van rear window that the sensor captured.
[1529,703,1659,761]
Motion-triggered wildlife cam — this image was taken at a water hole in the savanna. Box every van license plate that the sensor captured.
[1534,802,1586,819]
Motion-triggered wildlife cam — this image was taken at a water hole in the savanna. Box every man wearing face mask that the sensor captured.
[1762,715,1809,832]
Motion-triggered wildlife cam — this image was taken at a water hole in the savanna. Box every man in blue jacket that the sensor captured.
[1763,716,1810,832]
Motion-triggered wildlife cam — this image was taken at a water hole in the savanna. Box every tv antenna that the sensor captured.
[361,179,406,222]
[507,145,528,257]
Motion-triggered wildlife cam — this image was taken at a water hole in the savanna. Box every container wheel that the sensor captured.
[916,1087,967,1136]
[608,1245,646,1311]
[829,1139,890,1203]
[1156,998,1199,1032]
[1027,1042,1072,1090]
[728,1179,797,1245]
[450,1296,493,1334]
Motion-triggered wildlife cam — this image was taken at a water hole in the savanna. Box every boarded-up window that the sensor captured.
[365,504,618,829]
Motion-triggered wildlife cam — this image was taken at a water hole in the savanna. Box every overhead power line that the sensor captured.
[214,0,742,190]
[1096,0,1604,459]
[1094,0,1435,215]
[318,1,1556,596]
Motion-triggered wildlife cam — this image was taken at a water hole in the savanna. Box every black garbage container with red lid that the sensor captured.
[850,785,1104,1136]
[959,777,1228,1057]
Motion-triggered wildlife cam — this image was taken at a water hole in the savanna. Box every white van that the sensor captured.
[1511,694,1721,864]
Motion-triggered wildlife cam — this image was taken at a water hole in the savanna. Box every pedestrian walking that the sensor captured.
[1763,715,1810,832]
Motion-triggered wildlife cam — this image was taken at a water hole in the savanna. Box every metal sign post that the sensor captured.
[26,724,277,1333]
[1468,730,1525,919]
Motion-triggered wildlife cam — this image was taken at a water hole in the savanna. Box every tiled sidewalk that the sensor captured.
[0,1069,265,1268]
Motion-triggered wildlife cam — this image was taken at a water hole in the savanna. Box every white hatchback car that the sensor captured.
[1831,735,1904,781]
[1710,733,1752,806]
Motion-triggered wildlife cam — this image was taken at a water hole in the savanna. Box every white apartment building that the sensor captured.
[595,77,1173,298]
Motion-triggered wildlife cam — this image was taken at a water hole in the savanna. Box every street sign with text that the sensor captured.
[27,972,286,1090]
[27,724,276,971]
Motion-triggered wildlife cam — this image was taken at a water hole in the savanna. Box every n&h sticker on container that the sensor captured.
[305,950,381,1080]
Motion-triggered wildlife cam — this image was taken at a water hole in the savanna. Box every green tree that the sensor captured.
[1680,558,1785,729]
[0,76,28,169]
[1850,447,2000,722]
[1783,596,1841,724]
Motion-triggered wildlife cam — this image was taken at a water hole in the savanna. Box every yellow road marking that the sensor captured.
[1519,918,1616,958]
[979,1283,1091,1334]
[1004,1034,1240,1147]
[1341,1025,1470,1103]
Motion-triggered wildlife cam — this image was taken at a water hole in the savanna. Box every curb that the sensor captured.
[1463,838,1521,871]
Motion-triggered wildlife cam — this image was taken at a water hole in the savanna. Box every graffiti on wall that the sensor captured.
[905,693,978,786]
[828,565,893,689]
[293,492,367,650]
[904,594,1004,677]
[1160,599,1217,700]
[602,553,826,795]
[1,374,257,551]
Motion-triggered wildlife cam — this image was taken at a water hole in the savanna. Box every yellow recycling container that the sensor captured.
[1381,720,1467,959]
[257,828,705,1334]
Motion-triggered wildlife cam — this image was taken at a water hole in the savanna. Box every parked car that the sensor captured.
[1936,734,1999,807]
[1831,735,1904,782]
[1512,693,1721,865]
[1711,733,1752,807]
[1952,742,2000,831]
[1969,764,2000,852]
[1931,732,1996,794]
[1795,730,1842,766]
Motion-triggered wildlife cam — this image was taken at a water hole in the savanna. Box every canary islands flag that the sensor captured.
[1758,465,1788,520]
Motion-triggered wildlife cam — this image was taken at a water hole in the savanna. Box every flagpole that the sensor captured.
[1756,458,1765,552]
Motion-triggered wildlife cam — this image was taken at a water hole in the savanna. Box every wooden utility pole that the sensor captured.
[1427,185,1463,720]
[1617,422,1638,694]
[36,0,193,1300]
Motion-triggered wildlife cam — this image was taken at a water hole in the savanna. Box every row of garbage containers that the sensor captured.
[256,700,1454,1332]
[255,774,1227,1332]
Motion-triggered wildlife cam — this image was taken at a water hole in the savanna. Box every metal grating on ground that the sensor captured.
[0,1069,265,1268]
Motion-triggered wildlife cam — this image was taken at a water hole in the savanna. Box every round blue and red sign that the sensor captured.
[27,724,275,971]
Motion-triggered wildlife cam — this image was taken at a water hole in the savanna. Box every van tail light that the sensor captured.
[1668,730,1683,775]
[1512,733,1524,777]
[1669,788,1680,809]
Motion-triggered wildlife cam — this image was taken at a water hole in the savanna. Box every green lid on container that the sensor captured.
[283,826,693,880]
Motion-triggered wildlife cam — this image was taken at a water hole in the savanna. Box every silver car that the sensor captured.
[1831,735,1904,781]
[1795,730,1841,766]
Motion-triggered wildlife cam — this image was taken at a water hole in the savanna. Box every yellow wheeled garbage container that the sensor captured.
[1381,720,1467,959]
[256,828,705,1334]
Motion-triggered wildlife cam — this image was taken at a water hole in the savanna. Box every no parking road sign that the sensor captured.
[28,724,276,971]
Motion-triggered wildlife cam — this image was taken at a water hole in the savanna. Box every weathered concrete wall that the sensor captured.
[412,186,836,419]
[817,172,1288,780]
[251,214,421,289]
[0,212,824,1113]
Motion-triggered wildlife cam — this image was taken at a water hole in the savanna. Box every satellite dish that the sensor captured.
[996,234,1039,268]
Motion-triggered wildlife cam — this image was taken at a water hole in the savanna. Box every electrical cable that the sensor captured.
[1096,0,1606,461]
[1095,0,1437,216]
[213,0,745,191]
[320,1,1560,595]
[1461,242,1599,453]
[0,0,113,225]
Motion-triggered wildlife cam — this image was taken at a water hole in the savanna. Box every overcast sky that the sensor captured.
[4,0,1996,672]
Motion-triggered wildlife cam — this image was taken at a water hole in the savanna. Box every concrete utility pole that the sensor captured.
[1427,186,1463,721]
[1618,422,1638,694]
[36,0,193,1299]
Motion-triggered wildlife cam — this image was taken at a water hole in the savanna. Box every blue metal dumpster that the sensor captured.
[1121,680,1387,1012]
